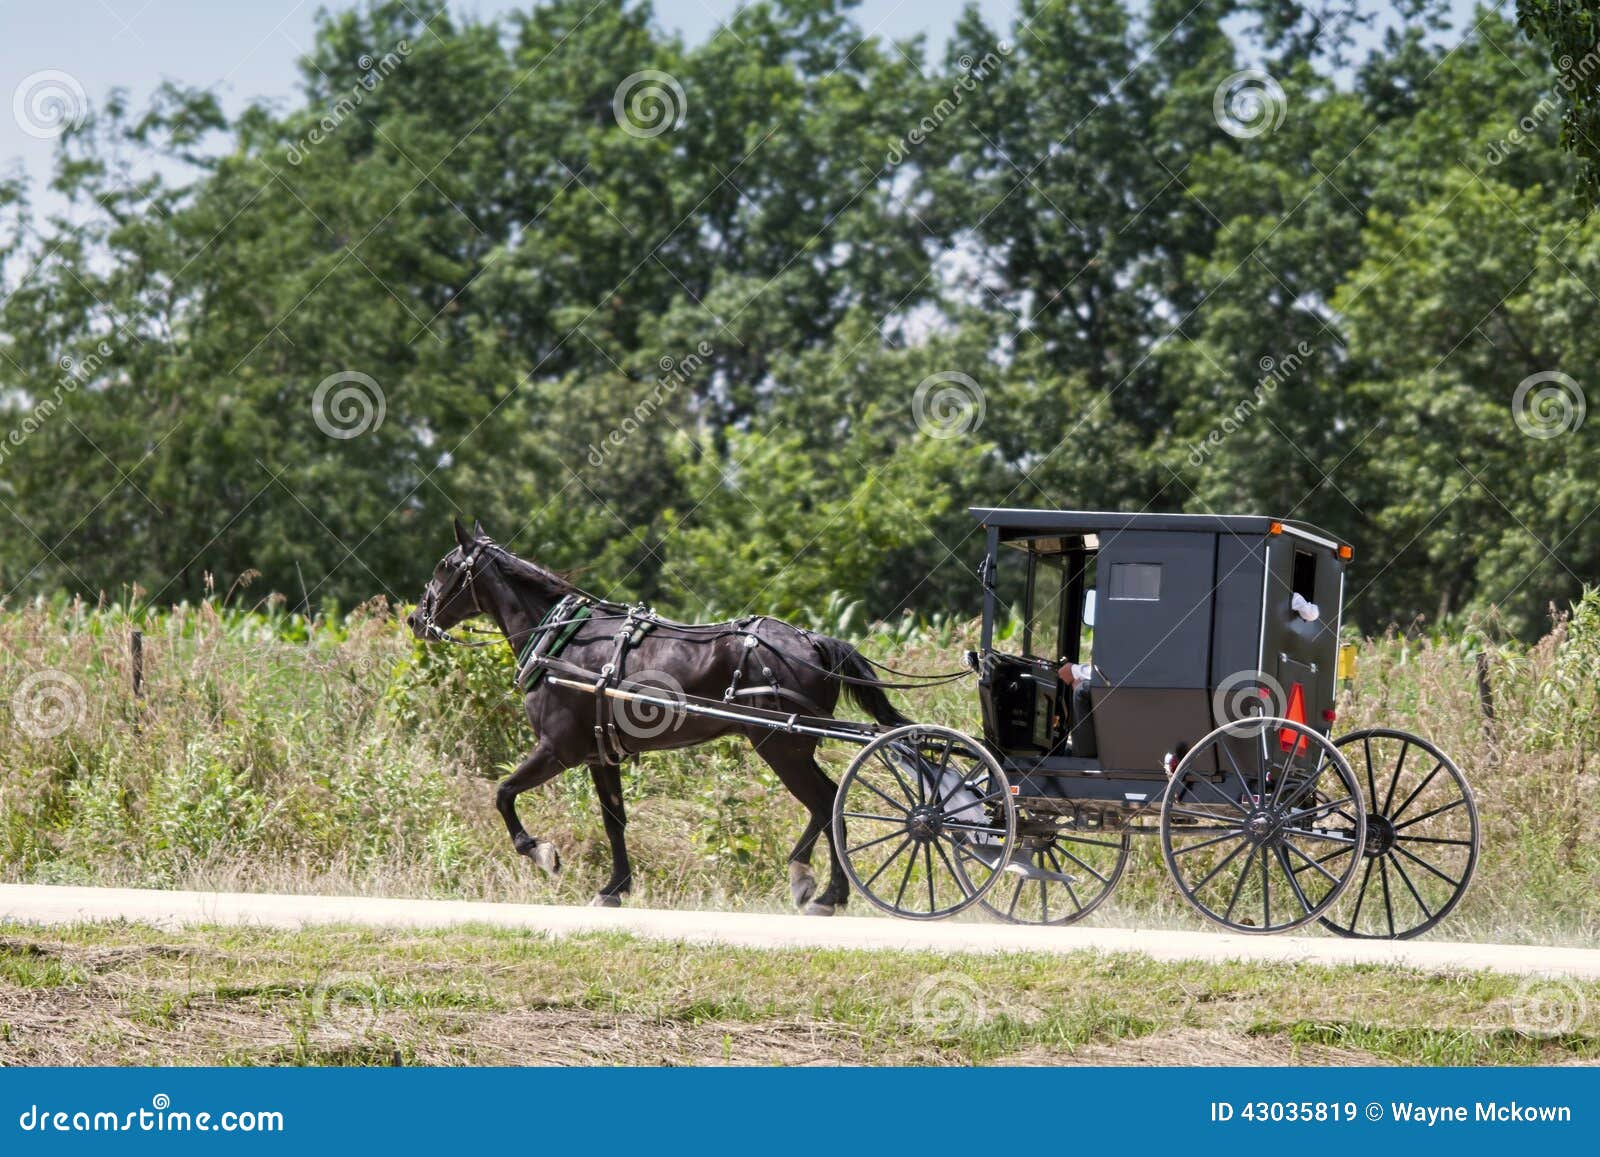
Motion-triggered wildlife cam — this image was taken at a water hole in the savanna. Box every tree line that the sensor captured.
[0,0,1595,636]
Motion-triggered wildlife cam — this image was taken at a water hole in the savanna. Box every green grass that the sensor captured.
[1,593,1598,946]
[0,919,1595,1066]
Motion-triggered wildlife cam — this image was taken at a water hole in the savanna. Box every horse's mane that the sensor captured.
[485,542,578,596]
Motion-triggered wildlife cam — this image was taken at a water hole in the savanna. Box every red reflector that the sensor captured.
[1279,682,1308,755]
[1322,708,1336,722]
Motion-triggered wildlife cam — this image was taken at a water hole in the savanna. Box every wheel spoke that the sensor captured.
[862,837,913,890]
[893,844,918,909]
[1388,852,1435,922]
[1392,843,1462,888]
[928,736,957,806]
[1349,853,1376,929]
[931,834,965,892]
[1290,828,1358,846]
[860,764,913,813]
[1379,856,1399,937]
[841,810,906,825]
[1046,847,1086,911]
[875,748,922,807]
[1282,839,1341,886]
[1171,829,1246,856]
[1393,797,1467,831]
[1189,771,1249,816]
[1223,846,1259,922]
[1188,836,1253,894]
[1380,738,1409,815]
[923,842,937,913]
[1275,846,1316,912]
[1396,834,1474,847]
[845,828,905,857]
[1055,844,1110,885]
[1261,845,1272,928]
[1389,760,1445,822]
[1287,795,1358,823]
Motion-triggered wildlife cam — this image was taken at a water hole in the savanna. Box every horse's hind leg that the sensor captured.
[587,760,632,907]
[497,743,566,873]
[751,735,847,916]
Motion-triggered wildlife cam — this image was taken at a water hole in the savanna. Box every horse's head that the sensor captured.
[407,517,492,640]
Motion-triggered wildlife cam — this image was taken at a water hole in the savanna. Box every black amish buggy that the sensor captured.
[415,509,1479,939]
[823,507,1479,939]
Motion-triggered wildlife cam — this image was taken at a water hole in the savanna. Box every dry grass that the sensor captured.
[1,594,1598,943]
[2,920,1598,1067]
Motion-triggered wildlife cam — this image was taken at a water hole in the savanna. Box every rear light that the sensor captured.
[1323,708,1336,722]
[1268,521,1284,535]
[1337,544,1353,560]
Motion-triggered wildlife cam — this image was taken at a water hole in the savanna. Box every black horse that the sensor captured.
[406,519,909,914]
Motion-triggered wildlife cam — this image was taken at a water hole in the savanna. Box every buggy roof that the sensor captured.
[968,507,1343,546]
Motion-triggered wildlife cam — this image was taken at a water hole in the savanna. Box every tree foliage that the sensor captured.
[0,0,1593,635]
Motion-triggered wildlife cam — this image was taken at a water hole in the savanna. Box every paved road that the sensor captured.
[3,883,1598,978]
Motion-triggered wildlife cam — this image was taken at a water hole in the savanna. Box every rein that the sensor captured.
[418,542,973,689]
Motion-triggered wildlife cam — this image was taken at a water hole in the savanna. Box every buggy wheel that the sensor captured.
[1161,718,1365,935]
[1319,729,1479,940]
[832,724,1015,921]
[973,821,1131,926]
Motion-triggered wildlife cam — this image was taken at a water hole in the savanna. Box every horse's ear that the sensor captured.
[472,519,487,541]
[453,517,473,550]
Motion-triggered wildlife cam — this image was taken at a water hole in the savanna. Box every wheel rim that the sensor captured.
[1161,718,1366,934]
[974,824,1131,926]
[833,725,1015,920]
[1319,728,1479,940]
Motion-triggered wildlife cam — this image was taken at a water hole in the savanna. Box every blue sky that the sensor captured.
[1,0,1499,209]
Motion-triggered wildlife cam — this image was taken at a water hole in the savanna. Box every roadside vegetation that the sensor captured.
[1,920,1596,1066]
[2,589,1597,945]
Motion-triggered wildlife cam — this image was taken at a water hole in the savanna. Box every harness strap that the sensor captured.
[516,595,593,689]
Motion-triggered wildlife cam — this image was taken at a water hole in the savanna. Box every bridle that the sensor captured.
[416,540,501,647]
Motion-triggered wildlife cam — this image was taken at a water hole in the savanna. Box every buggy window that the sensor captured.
[1026,553,1067,658]
[1108,561,1162,601]
[1292,549,1317,602]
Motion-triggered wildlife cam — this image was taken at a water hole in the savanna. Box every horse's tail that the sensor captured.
[813,635,913,728]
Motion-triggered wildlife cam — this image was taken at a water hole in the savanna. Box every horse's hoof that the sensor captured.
[803,901,836,917]
[533,841,561,875]
[788,862,817,908]
[589,893,623,908]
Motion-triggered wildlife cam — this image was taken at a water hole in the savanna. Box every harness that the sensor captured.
[420,538,973,768]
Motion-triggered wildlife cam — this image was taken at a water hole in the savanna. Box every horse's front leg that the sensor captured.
[587,760,632,907]
[498,743,566,873]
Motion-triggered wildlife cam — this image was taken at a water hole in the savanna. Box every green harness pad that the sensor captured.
[518,599,593,689]
[517,601,657,690]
